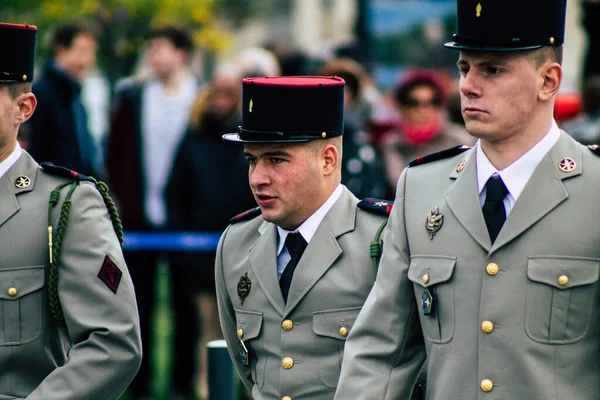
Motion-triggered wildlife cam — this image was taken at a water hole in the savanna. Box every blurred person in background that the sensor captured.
[379,70,475,195]
[318,58,387,199]
[27,22,98,177]
[236,46,281,78]
[106,25,199,400]
[563,75,600,144]
[166,67,256,399]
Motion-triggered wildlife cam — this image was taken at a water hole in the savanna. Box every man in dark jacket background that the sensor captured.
[27,22,98,177]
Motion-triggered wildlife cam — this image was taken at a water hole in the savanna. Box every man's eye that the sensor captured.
[486,67,502,75]
[271,158,284,164]
[245,158,256,165]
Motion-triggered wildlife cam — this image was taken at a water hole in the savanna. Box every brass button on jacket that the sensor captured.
[481,379,493,392]
[558,275,569,286]
[422,273,429,284]
[237,329,243,338]
[481,321,494,333]
[282,319,293,331]
[7,287,17,297]
[282,397,292,400]
[339,327,348,337]
[282,357,294,369]
[486,263,499,276]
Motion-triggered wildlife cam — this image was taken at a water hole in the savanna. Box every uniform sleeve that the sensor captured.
[26,182,142,400]
[335,168,426,400]
[214,226,254,392]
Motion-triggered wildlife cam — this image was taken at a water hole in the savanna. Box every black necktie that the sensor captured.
[482,176,508,244]
[280,233,308,303]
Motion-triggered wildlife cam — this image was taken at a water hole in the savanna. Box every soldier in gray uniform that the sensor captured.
[335,0,600,399]
[215,76,395,400]
[0,22,141,399]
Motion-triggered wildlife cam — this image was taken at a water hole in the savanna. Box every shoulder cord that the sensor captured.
[47,179,124,323]
[370,219,389,280]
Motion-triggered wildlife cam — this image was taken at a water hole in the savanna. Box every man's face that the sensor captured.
[55,33,97,81]
[145,38,186,80]
[457,50,543,142]
[244,142,324,230]
[0,87,23,159]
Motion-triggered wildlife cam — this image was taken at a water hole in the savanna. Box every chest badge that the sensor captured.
[237,272,252,305]
[425,206,444,240]
[421,288,434,315]
[15,176,31,189]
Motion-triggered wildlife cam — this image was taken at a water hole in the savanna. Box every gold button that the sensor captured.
[282,397,292,400]
[481,379,493,392]
[486,263,499,276]
[481,321,494,333]
[558,275,568,286]
[282,319,293,331]
[339,327,348,337]
[282,357,294,369]
[422,274,429,284]
[237,329,243,338]
[8,288,17,297]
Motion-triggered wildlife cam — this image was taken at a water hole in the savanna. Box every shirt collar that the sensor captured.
[0,142,22,181]
[476,120,561,201]
[277,184,343,256]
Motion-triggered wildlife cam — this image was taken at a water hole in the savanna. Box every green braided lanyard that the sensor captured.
[370,219,389,280]
[47,178,124,323]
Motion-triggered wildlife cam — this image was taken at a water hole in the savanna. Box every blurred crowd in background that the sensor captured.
[4,0,600,399]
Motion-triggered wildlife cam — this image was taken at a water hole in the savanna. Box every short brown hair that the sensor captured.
[527,45,563,67]
[0,82,32,99]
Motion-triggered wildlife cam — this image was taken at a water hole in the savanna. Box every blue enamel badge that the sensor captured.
[421,288,434,315]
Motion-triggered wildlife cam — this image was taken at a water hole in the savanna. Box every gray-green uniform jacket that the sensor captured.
[0,151,141,400]
[215,187,389,400]
[334,131,600,400]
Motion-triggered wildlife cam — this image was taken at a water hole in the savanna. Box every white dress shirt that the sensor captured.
[0,142,22,180]
[276,184,343,279]
[476,120,561,216]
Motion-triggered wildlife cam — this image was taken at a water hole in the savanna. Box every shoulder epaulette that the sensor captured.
[230,207,262,224]
[358,198,393,216]
[408,145,471,167]
[40,162,95,183]
[588,144,600,155]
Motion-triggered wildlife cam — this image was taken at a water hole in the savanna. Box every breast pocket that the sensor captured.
[313,307,361,389]
[525,257,599,344]
[234,309,264,388]
[0,266,45,346]
[408,256,456,344]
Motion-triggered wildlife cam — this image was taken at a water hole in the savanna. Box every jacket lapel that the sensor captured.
[249,222,286,315]
[491,132,575,252]
[445,148,492,252]
[284,188,357,313]
[0,151,37,228]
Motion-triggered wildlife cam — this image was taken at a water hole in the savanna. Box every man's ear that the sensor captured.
[538,62,562,102]
[322,144,339,177]
[16,93,37,124]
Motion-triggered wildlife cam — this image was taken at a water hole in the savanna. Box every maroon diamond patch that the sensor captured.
[98,255,122,294]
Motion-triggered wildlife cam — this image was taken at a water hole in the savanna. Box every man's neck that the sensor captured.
[159,67,190,95]
[480,115,553,171]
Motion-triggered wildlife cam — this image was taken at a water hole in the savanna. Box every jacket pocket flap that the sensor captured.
[527,257,600,290]
[313,306,362,340]
[234,309,263,340]
[0,266,45,300]
[408,256,457,288]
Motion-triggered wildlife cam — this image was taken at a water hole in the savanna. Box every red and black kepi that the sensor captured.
[223,76,345,143]
[0,22,37,83]
[445,0,567,51]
